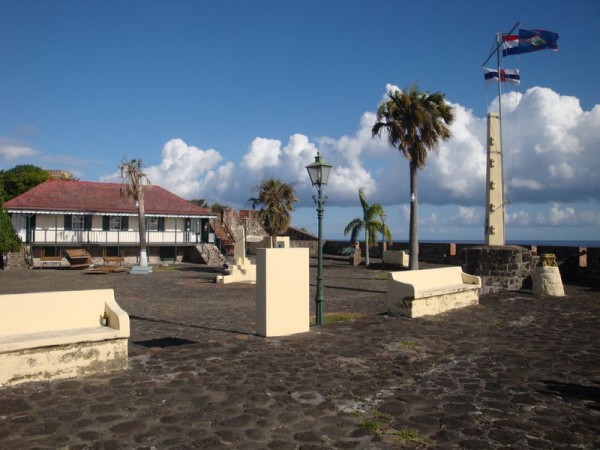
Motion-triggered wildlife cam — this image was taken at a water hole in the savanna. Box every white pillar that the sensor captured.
[485,112,505,246]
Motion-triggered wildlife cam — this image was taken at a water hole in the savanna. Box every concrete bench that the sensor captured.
[39,255,63,269]
[387,266,481,318]
[0,289,130,387]
[383,250,409,268]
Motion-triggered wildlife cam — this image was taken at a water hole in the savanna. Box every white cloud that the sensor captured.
[453,206,480,226]
[242,137,281,171]
[95,85,600,240]
[0,143,38,162]
[506,209,533,226]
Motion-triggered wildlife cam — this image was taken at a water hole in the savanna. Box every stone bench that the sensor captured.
[0,289,130,387]
[39,255,63,269]
[383,250,409,268]
[387,266,481,318]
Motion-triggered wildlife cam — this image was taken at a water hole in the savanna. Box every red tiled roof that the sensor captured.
[5,180,216,217]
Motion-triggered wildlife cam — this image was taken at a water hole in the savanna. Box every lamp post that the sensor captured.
[306,152,333,326]
[380,212,387,267]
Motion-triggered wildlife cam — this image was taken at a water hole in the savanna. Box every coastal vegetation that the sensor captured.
[0,164,51,201]
[372,84,454,270]
[343,188,391,267]
[119,158,151,267]
[250,178,298,247]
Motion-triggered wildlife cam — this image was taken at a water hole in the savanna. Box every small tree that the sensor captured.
[343,188,391,267]
[249,178,298,247]
[0,164,51,201]
[119,159,151,267]
[0,186,22,268]
[372,84,454,270]
[190,199,209,208]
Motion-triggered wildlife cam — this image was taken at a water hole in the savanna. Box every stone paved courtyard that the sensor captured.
[0,258,599,449]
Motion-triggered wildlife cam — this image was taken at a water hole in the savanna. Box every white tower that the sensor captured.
[485,112,505,246]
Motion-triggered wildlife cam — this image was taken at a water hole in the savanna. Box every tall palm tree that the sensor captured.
[372,84,454,270]
[119,159,151,267]
[344,188,392,267]
[249,178,298,247]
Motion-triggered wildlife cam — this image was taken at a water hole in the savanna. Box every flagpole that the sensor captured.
[496,31,505,236]
[482,22,519,246]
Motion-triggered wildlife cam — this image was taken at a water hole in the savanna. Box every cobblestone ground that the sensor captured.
[0,258,599,449]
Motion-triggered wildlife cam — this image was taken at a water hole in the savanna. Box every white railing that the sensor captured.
[31,229,203,245]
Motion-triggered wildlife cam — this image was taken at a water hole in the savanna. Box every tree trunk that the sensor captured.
[364,228,370,267]
[138,187,148,267]
[408,160,419,270]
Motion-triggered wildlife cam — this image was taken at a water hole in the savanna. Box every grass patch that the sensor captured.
[358,411,434,446]
[399,340,419,350]
[359,410,392,437]
[392,428,435,446]
[323,312,368,324]
[373,272,388,281]
[360,419,383,437]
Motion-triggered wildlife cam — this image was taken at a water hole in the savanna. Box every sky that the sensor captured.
[1,0,599,243]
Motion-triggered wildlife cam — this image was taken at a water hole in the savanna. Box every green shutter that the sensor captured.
[64,215,72,230]
[102,216,110,231]
[158,217,165,231]
[121,216,129,230]
[84,215,92,230]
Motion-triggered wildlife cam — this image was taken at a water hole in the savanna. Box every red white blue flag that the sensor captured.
[483,68,521,85]
[502,29,559,56]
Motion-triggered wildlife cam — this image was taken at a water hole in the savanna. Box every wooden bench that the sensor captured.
[103,256,125,266]
[64,249,93,269]
[0,289,130,387]
[387,266,481,318]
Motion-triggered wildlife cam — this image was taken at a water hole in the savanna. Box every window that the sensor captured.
[147,217,158,231]
[102,216,129,231]
[64,214,91,231]
[146,217,165,231]
[110,216,122,231]
[72,215,84,230]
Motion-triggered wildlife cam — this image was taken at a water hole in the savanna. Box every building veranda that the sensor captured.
[5,180,217,267]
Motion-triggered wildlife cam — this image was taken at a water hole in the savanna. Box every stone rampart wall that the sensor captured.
[323,240,599,285]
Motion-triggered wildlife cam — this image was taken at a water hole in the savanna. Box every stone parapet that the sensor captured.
[463,246,533,294]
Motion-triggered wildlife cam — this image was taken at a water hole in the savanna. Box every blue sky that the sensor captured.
[1,0,599,242]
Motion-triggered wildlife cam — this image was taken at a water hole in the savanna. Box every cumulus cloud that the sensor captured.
[242,137,281,171]
[98,85,598,231]
[0,141,39,162]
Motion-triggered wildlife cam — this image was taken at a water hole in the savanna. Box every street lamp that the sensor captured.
[306,152,333,326]
[380,212,387,267]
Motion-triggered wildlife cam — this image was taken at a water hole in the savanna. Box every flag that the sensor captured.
[483,68,520,85]
[502,34,519,56]
[502,29,559,56]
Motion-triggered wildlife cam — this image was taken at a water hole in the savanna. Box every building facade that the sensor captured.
[5,180,217,265]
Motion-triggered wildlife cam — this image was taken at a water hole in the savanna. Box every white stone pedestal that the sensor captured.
[256,248,309,337]
[532,266,565,297]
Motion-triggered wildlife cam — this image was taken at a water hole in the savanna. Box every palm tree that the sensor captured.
[119,159,151,267]
[372,84,454,270]
[249,178,298,247]
[344,188,392,267]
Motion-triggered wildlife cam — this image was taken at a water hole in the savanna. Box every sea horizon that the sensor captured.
[326,238,599,248]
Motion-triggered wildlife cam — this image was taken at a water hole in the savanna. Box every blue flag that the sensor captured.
[502,29,559,56]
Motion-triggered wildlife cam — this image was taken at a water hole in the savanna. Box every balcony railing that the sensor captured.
[31,229,204,245]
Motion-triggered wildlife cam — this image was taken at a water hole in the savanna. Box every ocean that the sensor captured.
[328,239,600,248]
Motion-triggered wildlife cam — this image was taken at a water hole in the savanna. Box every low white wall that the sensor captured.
[0,289,130,386]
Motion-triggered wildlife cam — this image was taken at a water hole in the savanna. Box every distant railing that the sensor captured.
[31,229,204,245]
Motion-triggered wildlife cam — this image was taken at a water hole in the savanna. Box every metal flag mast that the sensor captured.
[481,21,520,246]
